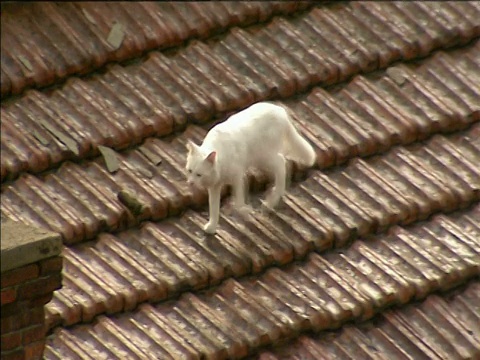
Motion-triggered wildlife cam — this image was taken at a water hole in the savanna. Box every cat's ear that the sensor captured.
[186,140,198,153]
[206,151,216,164]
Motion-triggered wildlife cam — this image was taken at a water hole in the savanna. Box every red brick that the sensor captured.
[1,307,44,333]
[0,347,24,360]
[39,256,63,276]
[29,292,54,307]
[1,330,22,351]
[24,339,45,360]
[17,274,62,300]
[22,324,45,345]
[24,340,45,360]
[1,288,17,305]
[1,264,39,288]
[1,300,25,318]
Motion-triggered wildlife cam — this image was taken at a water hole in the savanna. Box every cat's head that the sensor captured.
[185,140,218,188]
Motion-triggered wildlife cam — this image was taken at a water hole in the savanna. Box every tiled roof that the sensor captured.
[43,206,480,358]
[1,1,311,98]
[2,1,479,182]
[1,1,479,359]
[259,280,480,359]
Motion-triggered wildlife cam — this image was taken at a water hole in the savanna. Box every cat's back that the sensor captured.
[204,102,289,150]
[220,102,287,130]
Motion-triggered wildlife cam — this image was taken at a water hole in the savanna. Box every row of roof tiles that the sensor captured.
[259,280,480,360]
[2,2,479,182]
[2,2,479,358]
[44,205,480,359]
[2,41,479,245]
[43,123,480,331]
[1,1,310,98]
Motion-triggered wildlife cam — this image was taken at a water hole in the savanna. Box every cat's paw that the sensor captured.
[203,222,217,235]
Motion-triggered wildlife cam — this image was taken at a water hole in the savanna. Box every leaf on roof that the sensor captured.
[107,22,125,50]
[98,145,120,173]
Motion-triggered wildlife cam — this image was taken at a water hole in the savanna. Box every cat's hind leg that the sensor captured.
[232,175,246,208]
[232,175,251,216]
[264,153,286,209]
[232,175,253,218]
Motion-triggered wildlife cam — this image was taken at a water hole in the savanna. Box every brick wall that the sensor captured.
[1,220,62,360]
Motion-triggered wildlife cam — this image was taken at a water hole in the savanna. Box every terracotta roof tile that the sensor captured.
[3,42,478,242]
[1,2,479,359]
[2,4,479,182]
[37,124,480,331]
[260,281,480,359]
[1,1,311,98]
[44,207,480,358]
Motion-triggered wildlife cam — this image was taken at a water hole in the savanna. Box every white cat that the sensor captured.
[186,102,316,234]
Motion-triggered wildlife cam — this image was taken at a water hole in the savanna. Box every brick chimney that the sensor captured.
[1,219,62,360]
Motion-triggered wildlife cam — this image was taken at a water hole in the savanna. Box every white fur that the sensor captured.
[186,102,316,234]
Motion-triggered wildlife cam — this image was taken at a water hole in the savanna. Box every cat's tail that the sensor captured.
[285,118,316,167]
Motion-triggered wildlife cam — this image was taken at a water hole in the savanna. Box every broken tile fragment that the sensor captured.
[139,146,162,166]
[386,67,407,86]
[40,120,79,156]
[98,145,120,173]
[32,130,50,146]
[107,22,125,49]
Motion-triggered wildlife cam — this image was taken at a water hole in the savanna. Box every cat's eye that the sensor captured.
[196,173,202,177]
[187,169,192,173]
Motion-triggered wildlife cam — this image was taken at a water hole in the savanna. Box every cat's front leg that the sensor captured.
[204,185,221,234]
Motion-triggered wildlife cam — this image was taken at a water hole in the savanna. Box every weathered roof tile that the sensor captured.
[45,206,480,358]
[4,4,479,183]
[2,2,479,358]
[4,41,477,241]
[36,125,480,331]
[1,2,311,98]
